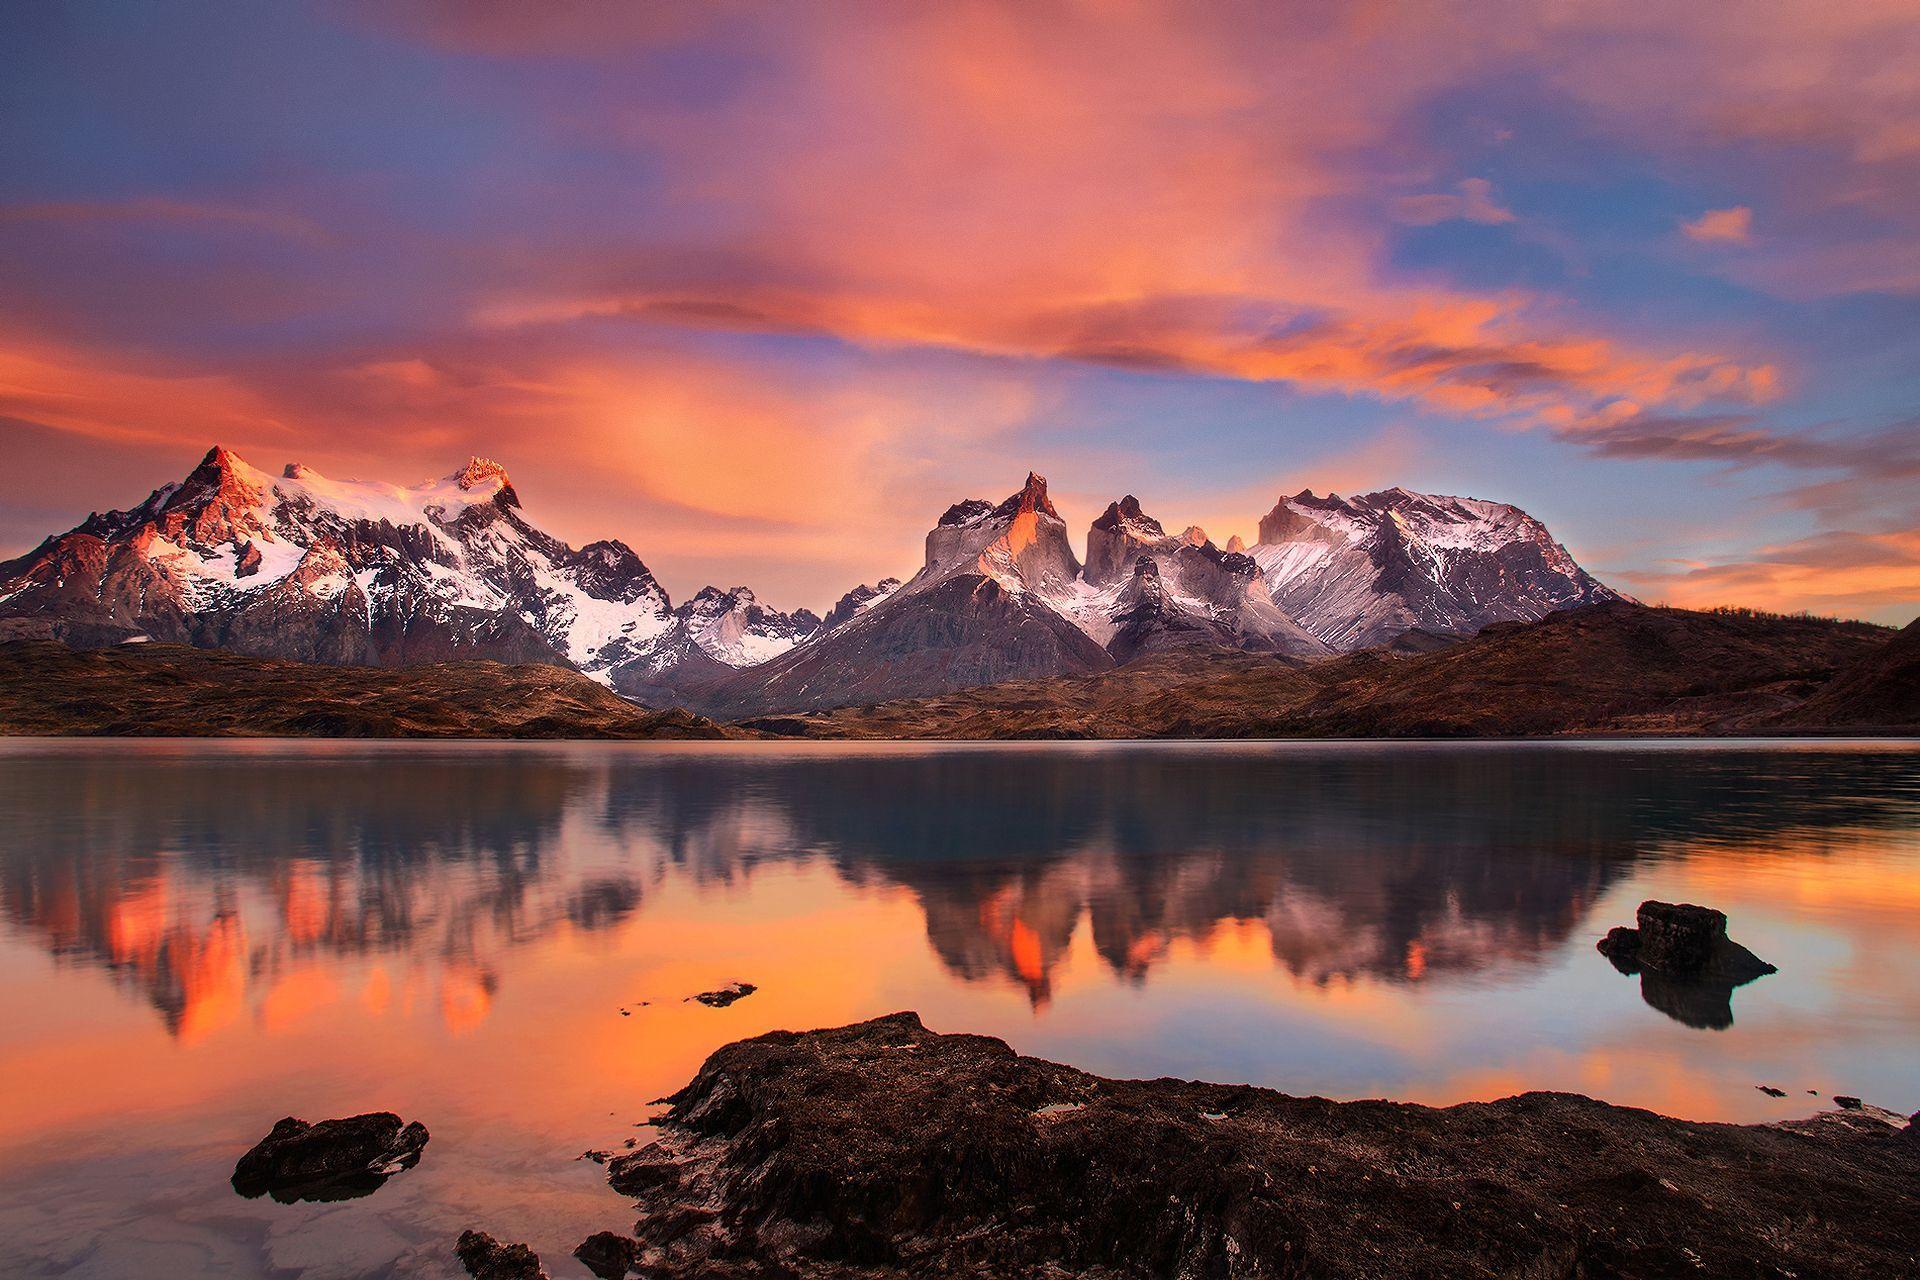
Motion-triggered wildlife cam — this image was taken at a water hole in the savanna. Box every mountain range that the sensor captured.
[0,445,1623,715]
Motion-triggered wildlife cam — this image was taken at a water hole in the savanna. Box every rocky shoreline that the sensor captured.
[544,1013,1920,1279]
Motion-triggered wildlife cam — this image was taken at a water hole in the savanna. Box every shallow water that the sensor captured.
[1,738,1916,1277]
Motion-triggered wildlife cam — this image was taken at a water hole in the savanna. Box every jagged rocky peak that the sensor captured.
[455,456,509,491]
[1091,495,1161,534]
[923,471,1080,589]
[570,539,661,603]
[992,471,1061,521]
[453,456,519,508]
[1071,493,1329,660]
[937,499,996,528]
[1257,489,1348,545]
[673,585,821,667]
[1085,495,1170,585]
[823,577,904,631]
[1224,534,1246,554]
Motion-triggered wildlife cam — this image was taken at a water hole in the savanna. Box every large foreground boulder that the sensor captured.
[231,1112,428,1203]
[602,1013,1919,1278]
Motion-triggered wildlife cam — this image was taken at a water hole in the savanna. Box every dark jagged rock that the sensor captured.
[821,578,902,631]
[234,540,263,578]
[689,981,756,1008]
[1838,1096,1865,1110]
[573,1231,638,1279]
[601,1013,1920,1279]
[456,1230,547,1280]
[1598,901,1777,1029]
[1597,901,1776,981]
[231,1112,428,1203]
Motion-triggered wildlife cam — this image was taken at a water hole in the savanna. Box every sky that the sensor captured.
[1,1,1916,623]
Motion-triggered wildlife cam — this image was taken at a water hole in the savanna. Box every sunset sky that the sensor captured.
[2,2,1916,622]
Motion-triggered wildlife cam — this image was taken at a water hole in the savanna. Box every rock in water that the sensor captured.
[1636,902,1728,971]
[456,1231,547,1280]
[1597,900,1776,981]
[1597,901,1777,1029]
[231,1112,428,1202]
[573,1231,638,1278]
[599,1013,1920,1278]
[689,981,756,1007]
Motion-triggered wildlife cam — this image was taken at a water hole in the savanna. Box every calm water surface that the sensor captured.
[1,739,1917,1277]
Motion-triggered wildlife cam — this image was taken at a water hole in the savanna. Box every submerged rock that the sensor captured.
[455,1231,547,1280]
[231,1112,428,1203]
[599,1012,1920,1278]
[1597,901,1777,1028]
[573,1231,638,1278]
[689,981,757,1008]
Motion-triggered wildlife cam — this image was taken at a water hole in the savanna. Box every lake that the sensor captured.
[1,739,1916,1278]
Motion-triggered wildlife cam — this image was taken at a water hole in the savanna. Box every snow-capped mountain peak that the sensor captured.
[1252,486,1619,650]
[671,585,822,668]
[822,577,903,631]
[453,456,512,494]
[1075,494,1329,657]
[0,446,690,681]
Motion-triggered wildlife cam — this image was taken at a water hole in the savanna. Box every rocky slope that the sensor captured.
[597,1012,1920,1278]
[1253,487,1621,650]
[1766,617,1920,730]
[754,603,1904,738]
[0,639,726,738]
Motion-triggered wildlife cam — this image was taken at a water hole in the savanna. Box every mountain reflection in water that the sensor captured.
[2,743,1912,1037]
[2,741,1917,1278]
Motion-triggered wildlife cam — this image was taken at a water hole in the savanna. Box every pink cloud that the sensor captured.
[1682,206,1753,243]
[1393,179,1517,227]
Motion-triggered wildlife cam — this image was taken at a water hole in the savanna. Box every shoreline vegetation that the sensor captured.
[458,1012,1920,1279]
[2,602,1914,740]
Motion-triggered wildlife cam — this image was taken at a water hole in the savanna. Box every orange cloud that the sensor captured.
[0,338,294,448]
[1615,528,1920,616]
[449,3,1785,427]
[1683,207,1753,243]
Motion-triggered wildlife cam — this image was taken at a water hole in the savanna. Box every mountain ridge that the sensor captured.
[2,445,1645,716]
